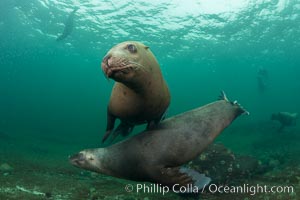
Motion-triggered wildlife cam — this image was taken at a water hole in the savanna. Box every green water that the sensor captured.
[0,0,300,199]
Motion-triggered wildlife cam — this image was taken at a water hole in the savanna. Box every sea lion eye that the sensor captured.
[127,44,137,53]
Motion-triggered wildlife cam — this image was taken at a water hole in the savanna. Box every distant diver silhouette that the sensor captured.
[56,8,79,41]
[257,67,268,93]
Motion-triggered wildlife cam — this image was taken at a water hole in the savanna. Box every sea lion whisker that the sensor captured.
[110,65,132,72]
[110,59,146,71]
[127,61,148,71]
[112,57,126,66]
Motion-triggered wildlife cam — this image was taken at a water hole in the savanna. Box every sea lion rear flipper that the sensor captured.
[178,168,211,190]
[151,167,211,191]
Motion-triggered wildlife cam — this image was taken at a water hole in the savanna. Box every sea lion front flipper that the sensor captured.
[151,167,211,191]
[110,122,134,142]
[146,120,158,130]
[146,109,169,130]
[102,110,116,143]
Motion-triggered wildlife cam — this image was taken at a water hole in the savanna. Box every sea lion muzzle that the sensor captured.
[102,55,111,67]
[101,55,111,77]
[101,55,131,78]
[69,152,86,166]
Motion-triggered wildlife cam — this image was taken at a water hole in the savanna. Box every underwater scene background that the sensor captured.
[0,0,300,199]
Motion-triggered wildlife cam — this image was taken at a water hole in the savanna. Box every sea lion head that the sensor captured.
[101,41,160,85]
[69,149,106,173]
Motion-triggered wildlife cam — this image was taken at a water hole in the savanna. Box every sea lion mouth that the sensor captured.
[105,66,134,78]
[101,57,139,78]
[69,152,85,167]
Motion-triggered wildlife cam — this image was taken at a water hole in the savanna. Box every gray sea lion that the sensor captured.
[271,112,298,131]
[70,92,248,190]
[101,41,170,143]
[56,8,79,41]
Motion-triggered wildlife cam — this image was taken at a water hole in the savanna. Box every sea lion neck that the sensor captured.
[120,68,165,97]
[82,148,116,175]
[120,79,149,95]
[95,146,130,179]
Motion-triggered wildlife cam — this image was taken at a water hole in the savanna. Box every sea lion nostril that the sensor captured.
[102,55,111,66]
[78,153,85,160]
[69,152,85,162]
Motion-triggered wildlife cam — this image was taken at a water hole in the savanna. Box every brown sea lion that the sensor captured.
[101,41,170,142]
[70,92,248,190]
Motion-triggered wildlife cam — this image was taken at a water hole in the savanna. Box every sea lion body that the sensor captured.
[56,8,78,41]
[101,41,170,142]
[70,93,248,188]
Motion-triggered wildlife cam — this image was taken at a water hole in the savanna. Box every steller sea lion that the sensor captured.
[101,41,170,143]
[56,8,79,41]
[70,92,248,190]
